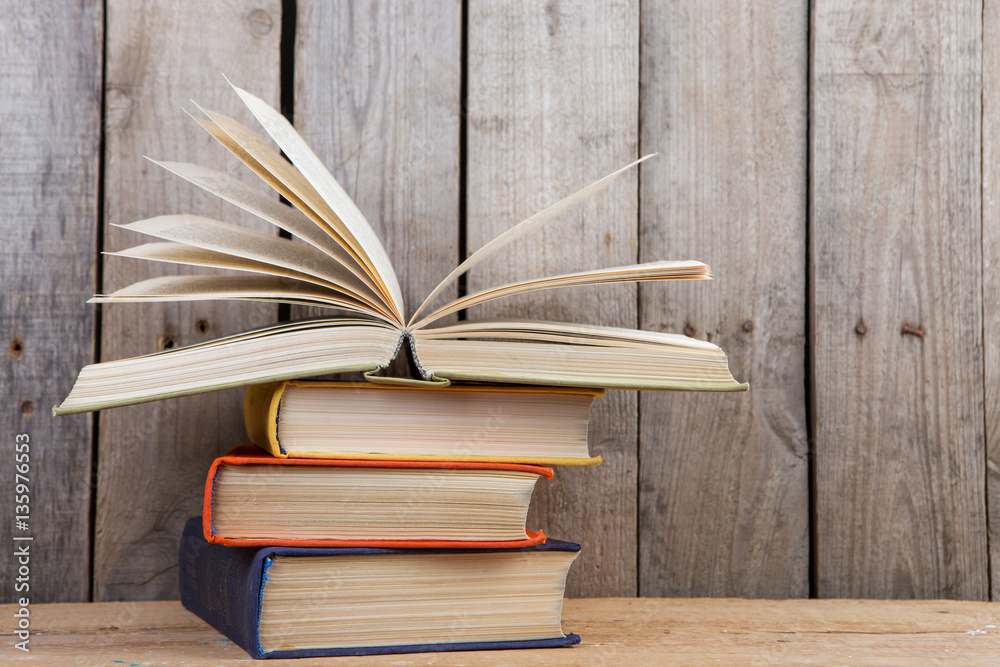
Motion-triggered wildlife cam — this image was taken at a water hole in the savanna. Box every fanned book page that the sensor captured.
[54,82,747,416]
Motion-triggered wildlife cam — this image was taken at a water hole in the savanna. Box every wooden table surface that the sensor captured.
[2,597,999,665]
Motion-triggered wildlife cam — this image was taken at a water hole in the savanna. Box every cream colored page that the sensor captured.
[410,154,655,325]
[108,242,394,320]
[410,260,709,329]
[195,111,365,253]
[411,318,746,390]
[149,159,366,270]
[54,323,402,415]
[189,117,386,303]
[115,214,383,303]
[190,115,339,239]
[414,318,724,351]
[195,106,387,298]
[412,337,745,390]
[91,274,390,318]
[228,82,404,320]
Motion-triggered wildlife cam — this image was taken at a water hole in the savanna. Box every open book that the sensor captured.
[54,82,747,416]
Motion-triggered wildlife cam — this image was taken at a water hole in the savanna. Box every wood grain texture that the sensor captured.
[811,1,987,598]
[465,0,639,596]
[637,1,810,597]
[291,0,461,325]
[984,0,1000,602]
[0,0,102,603]
[95,0,281,600]
[5,598,1000,664]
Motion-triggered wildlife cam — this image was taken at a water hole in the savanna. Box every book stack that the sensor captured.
[179,382,605,658]
[55,82,746,659]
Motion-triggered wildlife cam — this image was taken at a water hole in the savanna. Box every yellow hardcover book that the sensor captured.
[245,381,603,465]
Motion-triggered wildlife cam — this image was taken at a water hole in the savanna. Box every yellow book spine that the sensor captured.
[271,451,602,466]
[243,382,288,457]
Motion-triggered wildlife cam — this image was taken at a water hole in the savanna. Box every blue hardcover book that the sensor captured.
[178,517,582,659]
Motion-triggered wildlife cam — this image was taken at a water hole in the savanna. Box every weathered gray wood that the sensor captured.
[95,1,281,600]
[291,0,461,324]
[637,1,810,598]
[466,0,639,597]
[0,1,102,603]
[812,1,987,598]
[983,0,1000,601]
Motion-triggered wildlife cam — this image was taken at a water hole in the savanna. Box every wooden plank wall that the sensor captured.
[3,1,998,603]
[291,1,461,324]
[638,1,810,597]
[0,0,102,602]
[94,0,281,599]
[293,0,460,322]
[984,0,1000,603]
[811,0,987,599]
[466,0,640,597]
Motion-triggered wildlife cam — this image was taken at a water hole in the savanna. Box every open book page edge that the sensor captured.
[226,81,405,320]
[52,362,387,416]
[410,323,748,392]
[105,242,394,320]
[90,274,394,321]
[422,369,749,393]
[146,159,374,280]
[412,318,725,351]
[113,214,387,308]
[53,319,405,415]
[186,107,400,319]
[409,154,656,326]
[410,260,711,330]
[98,318,402,360]
[190,109,382,290]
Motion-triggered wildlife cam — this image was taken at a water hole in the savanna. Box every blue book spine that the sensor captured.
[178,517,582,659]
[179,517,267,657]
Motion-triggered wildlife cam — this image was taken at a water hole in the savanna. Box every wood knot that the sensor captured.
[901,322,925,339]
[244,9,274,36]
[20,401,33,415]
[683,323,696,337]
[10,336,23,358]
[105,87,133,131]
[855,320,867,336]
[741,320,754,333]
[157,333,179,351]
[195,319,210,336]
[858,45,885,76]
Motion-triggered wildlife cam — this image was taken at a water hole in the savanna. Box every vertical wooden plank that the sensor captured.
[812,1,987,598]
[95,2,281,599]
[466,0,639,596]
[982,0,1000,601]
[638,1,810,597]
[292,0,460,322]
[0,1,102,602]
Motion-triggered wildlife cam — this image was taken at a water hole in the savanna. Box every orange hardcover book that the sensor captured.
[203,445,551,548]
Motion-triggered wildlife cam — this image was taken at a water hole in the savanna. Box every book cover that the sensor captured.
[203,445,552,548]
[179,517,582,659]
[245,381,604,465]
